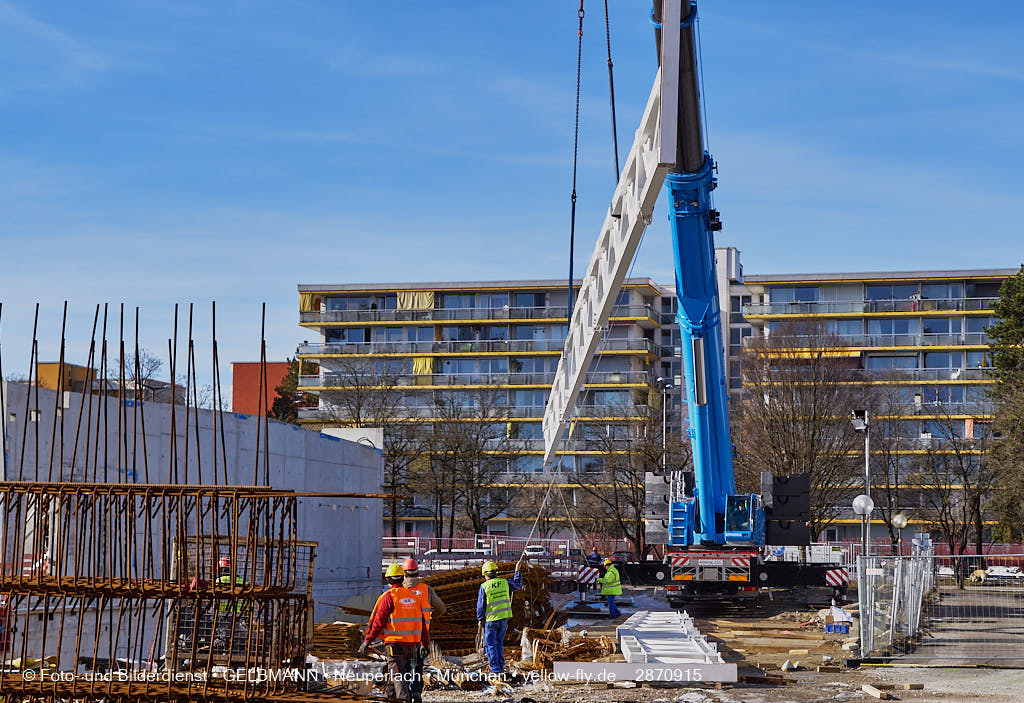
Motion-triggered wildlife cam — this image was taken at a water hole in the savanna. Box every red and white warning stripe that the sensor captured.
[825,567,851,587]
[669,553,754,568]
[576,566,600,584]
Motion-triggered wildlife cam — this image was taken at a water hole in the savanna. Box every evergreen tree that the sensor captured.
[988,265,1024,538]
[270,358,301,425]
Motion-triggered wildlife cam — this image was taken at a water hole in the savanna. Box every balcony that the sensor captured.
[297,337,657,356]
[838,368,993,383]
[743,297,997,317]
[750,332,990,350]
[300,304,663,325]
[298,404,650,421]
[298,370,650,390]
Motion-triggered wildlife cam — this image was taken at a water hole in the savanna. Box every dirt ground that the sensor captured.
[420,585,1022,703]
[421,666,1021,703]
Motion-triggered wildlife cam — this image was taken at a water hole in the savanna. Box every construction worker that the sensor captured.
[598,558,622,619]
[361,563,428,703]
[213,556,248,651]
[586,546,602,566]
[476,561,521,675]
[402,558,446,626]
[402,558,445,703]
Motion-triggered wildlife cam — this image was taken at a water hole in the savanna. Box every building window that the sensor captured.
[515,292,545,308]
[770,287,818,303]
[867,318,917,336]
[480,293,508,309]
[826,319,862,337]
[865,355,917,370]
[966,351,992,368]
[865,284,918,300]
[922,317,962,335]
[922,283,963,300]
[966,281,1001,298]
[441,294,476,309]
[923,351,962,369]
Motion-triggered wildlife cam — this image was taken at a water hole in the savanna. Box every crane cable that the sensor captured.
[603,0,620,178]
[567,0,585,314]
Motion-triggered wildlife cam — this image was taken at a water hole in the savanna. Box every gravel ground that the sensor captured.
[422,667,1021,703]
[418,586,1021,703]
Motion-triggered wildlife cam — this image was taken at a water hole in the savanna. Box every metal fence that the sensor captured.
[859,553,1024,665]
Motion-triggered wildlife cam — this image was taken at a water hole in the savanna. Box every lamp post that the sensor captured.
[851,410,870,550]
[656,377,674,470]
[853,494,875,559]
[892,512,908,556]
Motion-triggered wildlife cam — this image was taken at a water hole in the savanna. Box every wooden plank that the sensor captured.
[817,665,843,672]
[902,683,924,690]
[861,684,891,699]
[741,674,786,686]
[721,636,830,649]
[787,648,810,655]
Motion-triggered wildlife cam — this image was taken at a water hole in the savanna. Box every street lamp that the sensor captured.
[892,512,908,556]
[656,377,674,471]
[853,494,875,558]
[850,409,870,539]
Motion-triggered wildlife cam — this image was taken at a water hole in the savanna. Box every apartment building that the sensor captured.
[295,278,685,536]
[740,267,1014,540]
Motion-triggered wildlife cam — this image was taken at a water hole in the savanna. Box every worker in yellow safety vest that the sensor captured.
[476,561,521,675]
[599,558,622,619]
[361,563,428,703]
[212,556,249,651]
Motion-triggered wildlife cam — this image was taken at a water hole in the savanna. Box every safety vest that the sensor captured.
[407,581,433,626]
[377,586,424,644]
[600,566,622,596]
[482,578,513,622]
[216,575,248,613]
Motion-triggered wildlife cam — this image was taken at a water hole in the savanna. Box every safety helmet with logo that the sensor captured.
[402,557,419,574]
[218,556,232,569]
[481,561,499,576]
[385,563,405,580]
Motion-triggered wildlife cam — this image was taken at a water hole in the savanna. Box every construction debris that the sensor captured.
[310,622,366,660]
[424,561,563,653]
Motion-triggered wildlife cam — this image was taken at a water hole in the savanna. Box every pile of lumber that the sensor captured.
[703,618,845,658]
[519,627,614,670]
[310,622,365,660]
[424,562,563,653]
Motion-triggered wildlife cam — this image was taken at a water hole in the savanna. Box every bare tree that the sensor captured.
[570,401,692,557]
[317,357,427,537]
[869,376,911,545]
[115,348,164,385]
[734,320,867,538]
[912,404,995,572]
[423,388,523,536]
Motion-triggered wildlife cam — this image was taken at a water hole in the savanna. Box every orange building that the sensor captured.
[231,362,291,415]
[36,363,95,393]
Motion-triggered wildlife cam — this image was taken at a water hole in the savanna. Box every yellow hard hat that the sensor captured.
[385,563,405,578]
[603,558,613,566]
[481,561,499,575]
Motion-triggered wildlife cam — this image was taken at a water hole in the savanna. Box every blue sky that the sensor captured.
[1,1,1022,390]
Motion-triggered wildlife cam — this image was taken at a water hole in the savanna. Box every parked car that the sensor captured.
[523,545,551,559]
[609,551,632,565]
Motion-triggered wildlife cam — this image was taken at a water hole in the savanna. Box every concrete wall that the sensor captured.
[1,381,382,622]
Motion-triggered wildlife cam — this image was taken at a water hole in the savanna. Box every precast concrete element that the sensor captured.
[616,609,725,665]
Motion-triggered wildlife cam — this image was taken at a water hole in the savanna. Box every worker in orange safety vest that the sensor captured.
[361,563,428,703]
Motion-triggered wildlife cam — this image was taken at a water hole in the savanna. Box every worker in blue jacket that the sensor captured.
[475,561,522,675]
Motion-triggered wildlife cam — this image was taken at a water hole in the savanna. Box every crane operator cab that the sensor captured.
[724,494,766,546]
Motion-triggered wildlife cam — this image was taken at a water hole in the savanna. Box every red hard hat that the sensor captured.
[402,558,418,572]
[218,556,232,569]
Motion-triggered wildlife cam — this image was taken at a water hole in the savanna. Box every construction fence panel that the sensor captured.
[859,553,1024,665]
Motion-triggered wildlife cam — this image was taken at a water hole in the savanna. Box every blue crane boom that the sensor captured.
[654,1,749,546]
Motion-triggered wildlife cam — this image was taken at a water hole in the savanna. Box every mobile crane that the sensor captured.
[543,1,842,603]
